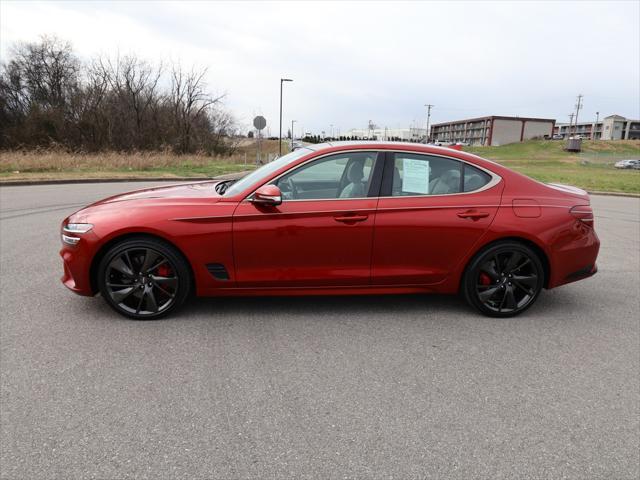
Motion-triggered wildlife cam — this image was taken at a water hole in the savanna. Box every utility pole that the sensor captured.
[424,104,434,143]
[573,94,583,137]
[291,119,296,151]
[567,113,575,139]
[593,111,599,140]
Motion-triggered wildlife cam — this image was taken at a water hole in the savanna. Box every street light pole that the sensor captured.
[291,120,296,151]
[279,78,293,156]
[593,111,599,140]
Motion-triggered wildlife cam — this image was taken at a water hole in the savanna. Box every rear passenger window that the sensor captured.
[391,154,462,196]
[463,164,491,192]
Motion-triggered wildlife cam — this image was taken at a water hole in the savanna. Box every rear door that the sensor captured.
[371,151,503,285]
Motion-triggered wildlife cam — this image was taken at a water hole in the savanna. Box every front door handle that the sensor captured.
[457,210,490,220]
[334,214,368,223]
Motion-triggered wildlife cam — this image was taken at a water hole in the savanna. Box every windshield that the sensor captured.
[224,147,313,197]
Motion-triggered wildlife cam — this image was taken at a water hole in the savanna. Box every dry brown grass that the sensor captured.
[0,139,286,176]
[1,150,230,173]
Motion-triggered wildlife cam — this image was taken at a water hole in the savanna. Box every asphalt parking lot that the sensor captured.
[1,181,638,479]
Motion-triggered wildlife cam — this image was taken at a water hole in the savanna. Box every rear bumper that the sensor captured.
[564,263,598,283]
[548,226,600,288]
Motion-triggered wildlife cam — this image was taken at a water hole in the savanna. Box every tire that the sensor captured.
[462,241,544,318]
[97,237,192,320]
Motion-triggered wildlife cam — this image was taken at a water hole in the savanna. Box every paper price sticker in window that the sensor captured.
[402,158,429,194]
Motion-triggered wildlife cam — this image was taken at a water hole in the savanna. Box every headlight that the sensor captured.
[61,234,81,246]
[63,223,94,234]
[61,223,93,246]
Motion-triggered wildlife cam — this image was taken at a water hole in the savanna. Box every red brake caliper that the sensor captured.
[157,264,172,278]
[479,272,492,285]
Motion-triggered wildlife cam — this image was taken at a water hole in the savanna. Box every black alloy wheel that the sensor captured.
[463,241,544,317]
[98,237,191,320]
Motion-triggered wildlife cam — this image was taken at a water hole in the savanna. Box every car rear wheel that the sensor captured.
[98,237,191,320]
[462,241,544,317]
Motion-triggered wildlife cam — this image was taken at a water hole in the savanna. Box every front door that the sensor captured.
[372,151,503,285]
[233,151,383,288]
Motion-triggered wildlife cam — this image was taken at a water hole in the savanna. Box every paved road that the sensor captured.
[1,182,638,479]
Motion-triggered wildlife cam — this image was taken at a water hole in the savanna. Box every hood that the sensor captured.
[64,180,228,226]
[89,180,223,206]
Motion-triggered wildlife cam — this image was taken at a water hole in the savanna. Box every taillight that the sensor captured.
[570,205,594,227]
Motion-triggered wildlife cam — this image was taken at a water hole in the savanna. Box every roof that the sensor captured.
[431,115,556,127]
[305,140,466,153]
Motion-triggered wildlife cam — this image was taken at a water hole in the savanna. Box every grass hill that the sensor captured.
[465,140,640,194]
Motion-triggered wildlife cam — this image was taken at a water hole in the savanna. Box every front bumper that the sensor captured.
[59,233,99,296]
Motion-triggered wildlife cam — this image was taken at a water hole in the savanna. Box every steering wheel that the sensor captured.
[278,177,298,200]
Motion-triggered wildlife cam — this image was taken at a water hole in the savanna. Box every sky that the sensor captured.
[1,0,639,136]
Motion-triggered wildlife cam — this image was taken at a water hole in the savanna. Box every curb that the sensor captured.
[588,191,640,198]
[0,172,249,187]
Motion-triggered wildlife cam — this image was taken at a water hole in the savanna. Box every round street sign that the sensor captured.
[253,116,266,130]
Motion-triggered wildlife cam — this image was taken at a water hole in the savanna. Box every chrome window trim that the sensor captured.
[243,148,502,202]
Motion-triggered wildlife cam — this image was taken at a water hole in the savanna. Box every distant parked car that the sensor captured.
[614,159,640,170]
[552,134,563,140]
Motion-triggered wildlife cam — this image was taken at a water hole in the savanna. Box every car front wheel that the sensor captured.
[97,237,192,320]
[462,241,544,317]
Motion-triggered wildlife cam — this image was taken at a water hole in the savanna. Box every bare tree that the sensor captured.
[169,64,224,153]
[14,35,79,109]
[95,54,162,149]
[0,36,238,154]
[0,35,79,146]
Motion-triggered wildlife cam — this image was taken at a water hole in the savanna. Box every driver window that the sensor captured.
[275,152,376,200]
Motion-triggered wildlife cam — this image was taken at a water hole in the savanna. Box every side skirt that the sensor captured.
[197,284,440,297]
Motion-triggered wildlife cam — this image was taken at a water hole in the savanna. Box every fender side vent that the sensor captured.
[206,263,230,281]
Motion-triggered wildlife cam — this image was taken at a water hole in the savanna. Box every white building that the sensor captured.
[554,115,640,140]
[341,127,427,142]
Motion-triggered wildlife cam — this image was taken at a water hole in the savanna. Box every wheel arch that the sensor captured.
[89,232,196,295]
[460,236,551,291]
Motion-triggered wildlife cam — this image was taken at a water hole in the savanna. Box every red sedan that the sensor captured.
[60,142,599,319]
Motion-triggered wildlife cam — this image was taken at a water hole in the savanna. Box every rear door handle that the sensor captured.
[334,214,368,223]
[457,210,490,220]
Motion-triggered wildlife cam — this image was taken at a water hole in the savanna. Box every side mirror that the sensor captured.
[252,184,282,207]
